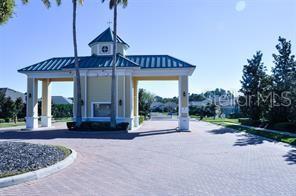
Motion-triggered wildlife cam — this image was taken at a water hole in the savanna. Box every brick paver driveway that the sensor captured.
[0,120,296,196]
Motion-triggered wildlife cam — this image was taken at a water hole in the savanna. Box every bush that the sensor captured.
[269,122,296,133]
[228,112,241,119]
[238,118,261,127]
[52,104,73,118]
[0,119,5,123]
[139,116,145,124]
[67,121,129,131]
[4,118,10,123]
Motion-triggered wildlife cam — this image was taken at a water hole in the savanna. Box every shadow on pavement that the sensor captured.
[233,133,265,146]
[208,128,265,146]
[208,127,296,165]
[0,128,178,141]
[207,128,237,135]
[283,149,296,165]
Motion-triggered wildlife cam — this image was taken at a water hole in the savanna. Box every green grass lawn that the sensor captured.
[53,117,72,122]
[202,117,239,125]
[0,122,25,128]
[202,117,296,146]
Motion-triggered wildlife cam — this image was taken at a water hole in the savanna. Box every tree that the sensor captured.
[138,88,154,118]
[14,97,24,123]
[270,37,296,123]
[189,93,206,102]
[0,91,6,118]
[1,97,15,121]
[239,51,268,121]
[0,0,14,24]
[0,0,61,25]
[72,0,83,127]
[102,0,128,128]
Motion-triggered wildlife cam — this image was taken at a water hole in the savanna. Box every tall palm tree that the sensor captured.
[102,0,128,128]
[1,0,83,126]
[72,0,84,127]
[22,0,83,127]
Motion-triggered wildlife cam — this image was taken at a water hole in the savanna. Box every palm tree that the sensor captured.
[72,0,84,127]
[1,0,83,126]
[0,0,61,25]
[22,0,83,127]
[102,0,128,128]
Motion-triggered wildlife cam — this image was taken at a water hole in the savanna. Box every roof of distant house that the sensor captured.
[0,88,25,102]
[38,96,72,105]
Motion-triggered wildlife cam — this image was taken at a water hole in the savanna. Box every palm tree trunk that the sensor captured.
[72,0,82,126]
[110,1,118,128]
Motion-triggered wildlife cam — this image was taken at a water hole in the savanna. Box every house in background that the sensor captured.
[18,28,196,130]
[190,95,239,117]
[38,96,73,105]
[0,88,25,102]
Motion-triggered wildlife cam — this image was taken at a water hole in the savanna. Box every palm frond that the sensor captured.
[21,0,29,4]
[42,0,51,8]
[102,0,128,9]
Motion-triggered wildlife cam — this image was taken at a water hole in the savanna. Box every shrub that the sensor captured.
[228,112,241,119]
[4,118,10,123]
[270,122,296,133]
[0,119,5,123]
[66,122,76,130]
[139,116,145,124]
[238,118,261,127]
[67,121,129,131]
[52,104,73,118]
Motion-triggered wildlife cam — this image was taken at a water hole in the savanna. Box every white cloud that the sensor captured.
[235,1,246,12]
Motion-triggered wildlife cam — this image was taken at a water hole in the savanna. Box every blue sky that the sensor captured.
[1,0,296,98]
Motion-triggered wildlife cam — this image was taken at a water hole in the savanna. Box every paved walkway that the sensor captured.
[0,121,296,196]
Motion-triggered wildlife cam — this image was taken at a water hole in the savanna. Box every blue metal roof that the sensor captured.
[126,55,195,69]
[18,55,195,72]
[63,55,139,69]
[88,27,129,47]
[18,57,79,72]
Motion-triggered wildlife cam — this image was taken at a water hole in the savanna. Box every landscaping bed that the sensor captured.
[0,142,71,178]
[67,121,129,131]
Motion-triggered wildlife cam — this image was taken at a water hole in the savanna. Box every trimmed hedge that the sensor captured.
[67,121,129,131]
[268,122,296,133]
[238,118,261,127]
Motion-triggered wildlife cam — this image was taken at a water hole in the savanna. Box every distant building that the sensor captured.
[52,96,73,105]
[190,96,239,117]
[0,88,25,102]
[38,96,73,105]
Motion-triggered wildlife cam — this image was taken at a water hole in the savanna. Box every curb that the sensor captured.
[0,149,77,188]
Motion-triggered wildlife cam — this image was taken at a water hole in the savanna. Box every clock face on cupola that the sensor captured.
[88,27,129,56]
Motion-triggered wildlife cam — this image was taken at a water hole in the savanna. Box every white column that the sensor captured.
[178,76,190,131]
[26,77,38,129]
[84,74,88,120]
[73,77,77,121]
[133,79,139,127]
[41,79,52,127]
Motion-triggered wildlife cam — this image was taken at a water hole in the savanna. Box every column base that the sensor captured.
[41,116,52,127]
[133,116,140,128]
[178,117,189,131]
[25,117,38,129]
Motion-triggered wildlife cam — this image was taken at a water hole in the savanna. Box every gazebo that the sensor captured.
[18,28,196,130]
